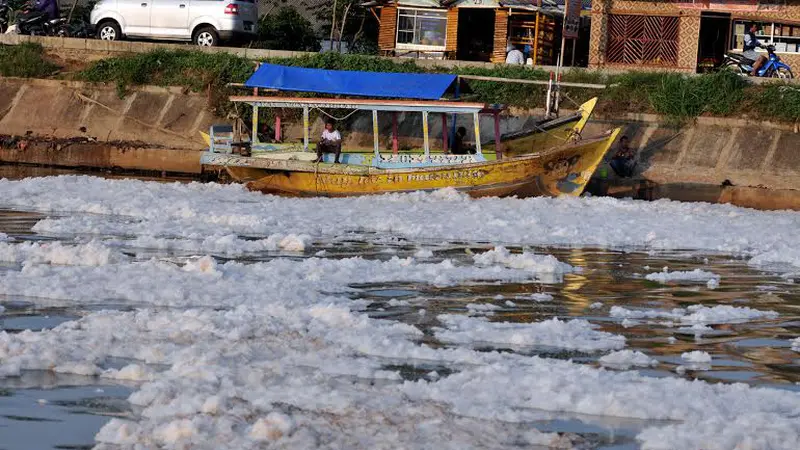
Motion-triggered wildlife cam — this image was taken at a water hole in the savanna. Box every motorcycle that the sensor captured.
[13,1,68,36]
[722,44,794,79]
[0,0,9,34]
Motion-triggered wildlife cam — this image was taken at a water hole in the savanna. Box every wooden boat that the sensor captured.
[200,63,617,198]
[211,130,619,198]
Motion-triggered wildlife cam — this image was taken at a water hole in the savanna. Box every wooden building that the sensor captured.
[367,0,569,64]
[589,0,800,73]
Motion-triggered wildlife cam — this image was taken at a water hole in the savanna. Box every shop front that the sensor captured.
[370,0,585,65]
[589,0,800,73]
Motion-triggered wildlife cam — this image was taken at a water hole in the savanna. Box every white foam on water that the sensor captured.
[0,240,126,266]
[473,246,576,275]
[0,177,799,448]
[599,350,659,370]
[645,268,720,284]
[121,233,310,255]
[610,305,778,325]
[530,293,554,302]
[681,351,712,363]
[3,176,800,268]
[791,337,800,353]
[434,315,626,352]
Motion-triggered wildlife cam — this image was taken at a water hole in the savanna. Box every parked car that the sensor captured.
[90,0,258,47]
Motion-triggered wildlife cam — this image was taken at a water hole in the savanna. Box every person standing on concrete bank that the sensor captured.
[506,44,525,65]
[316,121,342,164]
[743,22,767,76]
[609,135,636,178]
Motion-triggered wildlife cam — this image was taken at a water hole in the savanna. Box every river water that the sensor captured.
[0,174,799,449]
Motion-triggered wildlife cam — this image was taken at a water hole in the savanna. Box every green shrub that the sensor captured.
[73,49,800,123]
[254,6,321,52]
[753,84,800,122]
[0,43,59,78]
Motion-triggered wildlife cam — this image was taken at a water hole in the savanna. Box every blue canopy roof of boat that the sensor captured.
[244,64,460,101]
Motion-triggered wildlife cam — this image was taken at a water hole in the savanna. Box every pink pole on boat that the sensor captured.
[275,115,281,141]
[494,112,503,160]
[392,113,399,155]
[442,113,449,153]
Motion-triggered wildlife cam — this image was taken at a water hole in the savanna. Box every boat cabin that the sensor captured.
[207,63,509,169]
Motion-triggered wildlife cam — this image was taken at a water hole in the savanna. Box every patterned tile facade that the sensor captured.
[590,0,800,72]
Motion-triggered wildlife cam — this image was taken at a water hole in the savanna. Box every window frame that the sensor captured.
[395,7,448,52]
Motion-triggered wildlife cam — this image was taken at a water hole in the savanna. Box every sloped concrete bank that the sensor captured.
[583,115,800,210]
[0,78,211,150]
[1,78,799,210]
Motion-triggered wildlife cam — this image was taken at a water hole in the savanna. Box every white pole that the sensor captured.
[422,111,430,156]
[473,112,482,155]
[303,107,310,152]
[373,110,380,157]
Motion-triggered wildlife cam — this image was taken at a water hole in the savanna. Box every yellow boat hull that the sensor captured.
[215,128,619,198]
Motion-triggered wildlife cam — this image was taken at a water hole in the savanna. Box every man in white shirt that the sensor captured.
[317,121,342,164]
[506,44,525,65]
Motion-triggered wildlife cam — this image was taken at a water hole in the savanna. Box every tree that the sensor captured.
[312,0,377,54]
[255,5,322,52]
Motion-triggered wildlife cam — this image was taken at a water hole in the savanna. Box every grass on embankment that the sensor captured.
[0,43,59,78]
[7,44,800,124]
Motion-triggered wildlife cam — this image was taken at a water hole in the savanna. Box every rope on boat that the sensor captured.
[312,108,361,122]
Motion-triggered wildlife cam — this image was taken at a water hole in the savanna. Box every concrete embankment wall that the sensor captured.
[0,78,212,150]
[585,115,800,193]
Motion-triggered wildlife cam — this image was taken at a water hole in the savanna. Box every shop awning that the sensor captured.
[244,64,460,101]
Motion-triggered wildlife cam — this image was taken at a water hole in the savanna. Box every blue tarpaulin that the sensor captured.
[244,64,459,100]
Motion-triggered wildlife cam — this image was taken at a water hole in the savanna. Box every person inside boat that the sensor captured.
[257,122,275,143]
[316,120,342,164]
[609,135,636,178]
[743,22,767,76]
[452,127,476,155]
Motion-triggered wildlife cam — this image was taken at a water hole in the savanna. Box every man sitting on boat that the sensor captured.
[452,127,476,155]
[316,121,342,164]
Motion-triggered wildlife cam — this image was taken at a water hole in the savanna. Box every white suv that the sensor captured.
[90,0,258,47]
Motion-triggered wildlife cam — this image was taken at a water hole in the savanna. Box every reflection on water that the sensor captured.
[0,203,799,449]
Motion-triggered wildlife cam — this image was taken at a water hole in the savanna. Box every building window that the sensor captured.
[731,20,800,54]
[606,14,679,65]
[396,8,447,50]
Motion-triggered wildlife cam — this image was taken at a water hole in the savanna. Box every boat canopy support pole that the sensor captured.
[372,110,380,157]
[494,112,502,160]
[252,105,259,145]
[275,115,281,142]
[422,111,430,156]
[450,79,459,154]
[303,107,310,152]
[392,113,399,155]
[473,112,482,155]
[442,113,448,154]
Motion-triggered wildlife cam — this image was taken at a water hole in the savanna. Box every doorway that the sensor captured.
[456,8,496,62]
[697,13,731,72]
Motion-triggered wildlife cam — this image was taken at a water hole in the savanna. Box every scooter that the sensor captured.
[722,44,794,79]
